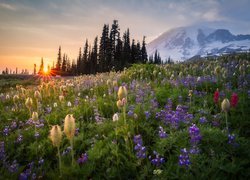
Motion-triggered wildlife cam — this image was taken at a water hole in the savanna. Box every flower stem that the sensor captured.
[57,146,62,176]
[36,99,39,113]
[70,138,74,166]
[35,125,38,157]
[123,106,126,125]
[225,112,229,132]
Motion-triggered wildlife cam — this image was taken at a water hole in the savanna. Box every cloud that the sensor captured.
[201,9,226,21]
[0,2,16,11]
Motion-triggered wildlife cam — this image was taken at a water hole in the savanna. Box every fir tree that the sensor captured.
[131,39,137,64]
[99,24,110,72]
[141,36,148,63]
[62,54,67,72]
[39,57,44,74]
[76,48,82,75]
[91,36,98,74]
[110,20,120,70]
[136,41,142,63]
[66,56,71,73]
[56,46,62,70]
[82,40,89,74]
[121,29,131,68]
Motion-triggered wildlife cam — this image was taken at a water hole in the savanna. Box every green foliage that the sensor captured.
[0,55,249,179]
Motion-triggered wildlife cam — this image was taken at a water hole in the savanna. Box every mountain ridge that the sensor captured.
[147,25,250,61]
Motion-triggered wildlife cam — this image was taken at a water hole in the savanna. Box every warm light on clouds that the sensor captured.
[0,0,250,73]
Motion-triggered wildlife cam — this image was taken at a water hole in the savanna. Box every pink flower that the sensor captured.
[230,93,239,108]
[213,90,219,104]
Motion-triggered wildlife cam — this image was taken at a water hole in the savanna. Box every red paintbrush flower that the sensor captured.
[230,93,239,108]
[213,89,219,104]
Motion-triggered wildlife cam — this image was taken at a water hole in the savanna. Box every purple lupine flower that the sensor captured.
[228,133,239,147]
[158,126,167,138]
[144,111,151,120]
[38,158,44,166]
[31,173,36,180]
[36,123,44,128]
[127,110,134,117]
[19,173,28,180]
[45,106,52,114]
[74,98,80,106]
[62,146,72,156]
[149,151,165,166]
[228,134,236,144]
[93,107,103,124]
[3,126,9,136]
[199,117,207,124]
[164,98,173,111]
[8,160,19,173]
[26,119,34,126]
[10,121,17,130]
[75,128,80,136]
[0,141,5,161]
[34,132,40,138]
[133,135,143,145]
[150,98,159,109]
[77,153,88,165]
[189,146,200,154]
[179,148,191,168]
[189,124,202,145]
[16,134,23,143]
[133,135,146,159]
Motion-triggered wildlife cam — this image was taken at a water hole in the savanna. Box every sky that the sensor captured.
[0,0,250,73]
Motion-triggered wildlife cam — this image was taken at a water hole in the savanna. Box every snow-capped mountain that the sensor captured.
[147,25,250,61]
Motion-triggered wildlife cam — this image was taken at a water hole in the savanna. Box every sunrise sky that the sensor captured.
[1,0,250,73]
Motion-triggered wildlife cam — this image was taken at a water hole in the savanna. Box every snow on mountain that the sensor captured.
[147,25,250,61]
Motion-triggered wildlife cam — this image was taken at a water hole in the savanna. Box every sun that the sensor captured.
[43,68,49,75]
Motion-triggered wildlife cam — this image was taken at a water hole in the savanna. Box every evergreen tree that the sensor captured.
[76,48,82,75]
[121,29,131,68]
[115,33,122,70]
[39,57,44,74]
[99,24,110,72]
[91,36,98,74]
[153,50,162,64]
[110,20,120,70]
[141,36,148,63]
[136,41,142,63]
[149,55,154,64]
[82,40,89,74]
[34,64,36,75]
[66,56,71,73]
[62,54,67,72]
[131,39,137,64]
[56,46,62,70]
[71,59,77,75]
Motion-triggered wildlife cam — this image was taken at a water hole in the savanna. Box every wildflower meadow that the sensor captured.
[0,55,250,179]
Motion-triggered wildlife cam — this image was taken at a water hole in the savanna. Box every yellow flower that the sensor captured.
[221,98,230,112]
[117,86,127,100]
[64,114,76,140]
[116,100,123,109]
[34,90,41,99]
[49,125,62,147]
[25,97,33,109]
[13,95,19,102]
[214,66,220,75]
[113,80,118,87]
[59,95,64,102]
[32,112,39,121]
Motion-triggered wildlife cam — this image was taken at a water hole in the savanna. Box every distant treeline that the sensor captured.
[38,20,164,76]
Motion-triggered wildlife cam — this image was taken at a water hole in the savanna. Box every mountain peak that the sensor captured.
[147,25,250,61]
